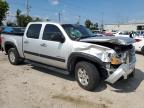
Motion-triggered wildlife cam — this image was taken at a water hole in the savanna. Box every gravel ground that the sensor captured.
[0,51,144,108]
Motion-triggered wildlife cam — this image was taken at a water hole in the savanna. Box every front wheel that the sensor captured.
[8,48,24,65]
[75,61,100,91]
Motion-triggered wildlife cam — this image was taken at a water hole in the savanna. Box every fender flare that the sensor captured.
[67,52,108,79]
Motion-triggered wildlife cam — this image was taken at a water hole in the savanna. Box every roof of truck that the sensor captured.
[28,22,75,25]
[29,22,59,24]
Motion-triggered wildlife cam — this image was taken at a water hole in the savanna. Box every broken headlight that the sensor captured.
[111,52,128,65]
[111,56,122,65]
[102,50,123,65]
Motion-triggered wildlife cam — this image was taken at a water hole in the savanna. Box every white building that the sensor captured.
[104,23,144,32]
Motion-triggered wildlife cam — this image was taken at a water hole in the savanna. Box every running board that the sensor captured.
[26,60,69,75]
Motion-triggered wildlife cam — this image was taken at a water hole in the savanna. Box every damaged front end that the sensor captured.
[80,36,136,83]
[103,44,136,83]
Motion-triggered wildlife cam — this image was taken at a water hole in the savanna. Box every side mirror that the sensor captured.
[52,34,65,43]
[60,36,65,43]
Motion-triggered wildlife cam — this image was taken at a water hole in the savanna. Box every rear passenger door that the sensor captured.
[23,24,42,61]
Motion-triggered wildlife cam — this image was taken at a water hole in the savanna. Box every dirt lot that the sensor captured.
[0,52,144,108]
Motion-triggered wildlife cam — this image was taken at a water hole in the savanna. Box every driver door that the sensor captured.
[37,24,67,69]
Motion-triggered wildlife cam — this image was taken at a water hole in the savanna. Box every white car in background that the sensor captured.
[133,37,144,55]
[114,31,130,37]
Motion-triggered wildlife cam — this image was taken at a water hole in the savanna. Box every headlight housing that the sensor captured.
[111,56,122,65]
[102,50,122,65]
[101,50,115,62]
[90,48,123,65]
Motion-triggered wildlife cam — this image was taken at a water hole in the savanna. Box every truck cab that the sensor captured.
[23,22,69,69]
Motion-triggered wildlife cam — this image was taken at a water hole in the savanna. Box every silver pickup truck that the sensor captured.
[1,22,136,91]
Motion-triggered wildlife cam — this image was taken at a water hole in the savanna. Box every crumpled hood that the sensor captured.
[80,36,135,45]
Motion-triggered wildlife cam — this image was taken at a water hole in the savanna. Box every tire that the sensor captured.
[8,48,24,65]
[141,46,144,55]
[75,61,100,91]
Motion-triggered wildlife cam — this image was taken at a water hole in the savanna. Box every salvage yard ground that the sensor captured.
[0,51,144,108]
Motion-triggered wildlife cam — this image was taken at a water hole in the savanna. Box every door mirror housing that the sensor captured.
[52,34,65,43]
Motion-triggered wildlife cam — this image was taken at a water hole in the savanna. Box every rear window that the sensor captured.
[26,24,42,39]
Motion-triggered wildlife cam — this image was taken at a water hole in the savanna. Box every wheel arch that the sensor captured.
[4,41,17,54]
[67,52,108,79]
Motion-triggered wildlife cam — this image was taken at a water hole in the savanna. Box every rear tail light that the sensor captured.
[135,39,142,42]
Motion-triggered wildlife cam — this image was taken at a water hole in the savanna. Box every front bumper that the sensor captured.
[105,60,136,84]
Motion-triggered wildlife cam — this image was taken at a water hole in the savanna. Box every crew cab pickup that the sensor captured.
[1,22,136,91]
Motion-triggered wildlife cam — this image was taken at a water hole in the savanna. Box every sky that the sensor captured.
[6,0,144,25]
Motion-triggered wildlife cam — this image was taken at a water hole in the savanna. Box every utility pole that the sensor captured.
[26,0,30,16]
[58,12,61,23]
[101,12,104,31]
[77,16,81,24]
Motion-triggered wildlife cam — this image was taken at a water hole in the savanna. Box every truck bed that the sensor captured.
[1,34,24,58]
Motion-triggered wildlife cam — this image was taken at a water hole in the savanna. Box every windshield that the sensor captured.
[62,24,94,40]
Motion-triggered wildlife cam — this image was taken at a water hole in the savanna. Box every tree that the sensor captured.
[46,18,50,22]
[0,0,9,25]
[90,24,95,31]
[16,9,21,18]
[16,9,21,26]
[7,21,16,26]
[16,9,33,27]
[94,23,99,30]
[18,15,32,27]
[33,17,42,22]
[85,19,93,29]
[100,24,104,31]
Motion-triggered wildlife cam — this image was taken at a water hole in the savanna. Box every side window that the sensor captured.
[26,24,42,39]
[42,24,63,41]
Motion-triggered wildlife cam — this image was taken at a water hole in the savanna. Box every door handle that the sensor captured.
[24,41,29,44]
[40,43,47,47]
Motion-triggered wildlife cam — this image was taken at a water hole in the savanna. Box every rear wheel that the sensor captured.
[8,48,24,65]
[141,46,144,55]
[75,61,100,91]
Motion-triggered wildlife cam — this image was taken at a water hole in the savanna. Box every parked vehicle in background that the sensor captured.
[133,36,144,55]
[136,31,144,38]
[1,22,136,91]
[114,31,139,38]
[114,31,130,37]
[2,27,25,35]
[111,30,118,34]
[103,32,114,36]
